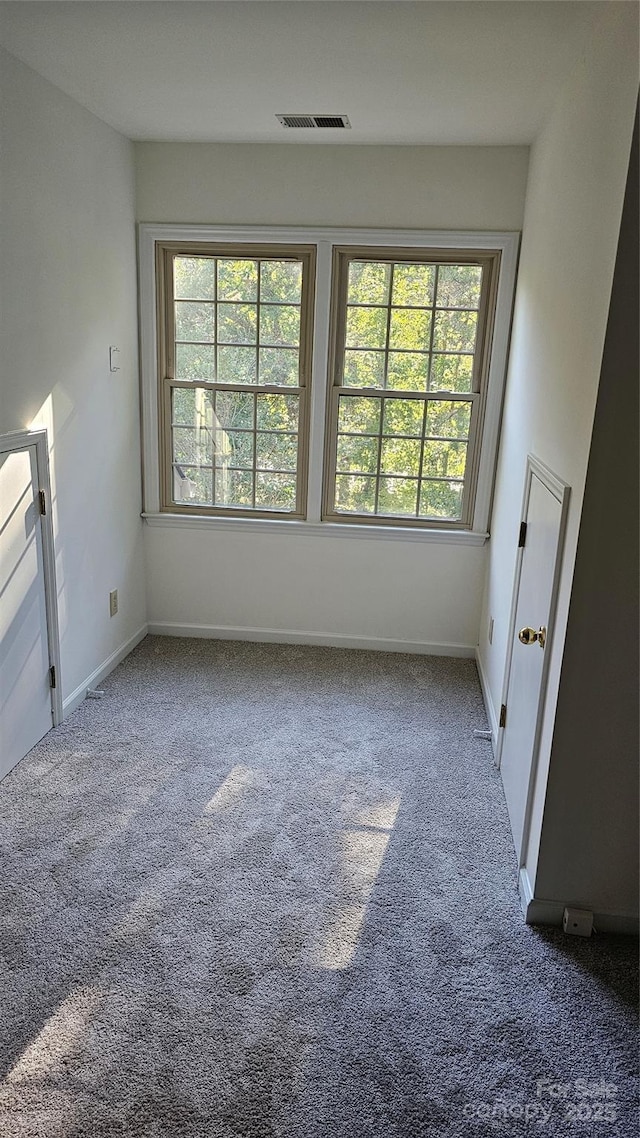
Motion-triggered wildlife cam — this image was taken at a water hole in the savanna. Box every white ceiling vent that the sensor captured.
[277,114,351,130]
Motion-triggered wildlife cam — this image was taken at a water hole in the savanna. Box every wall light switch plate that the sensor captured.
[109,589,118,617]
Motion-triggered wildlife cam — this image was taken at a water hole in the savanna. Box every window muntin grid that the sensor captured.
[159,246,314,517]
[334,392,471,520]
[325,251,496,526]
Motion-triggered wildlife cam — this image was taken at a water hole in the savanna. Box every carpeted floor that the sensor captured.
[0,636,637,1137]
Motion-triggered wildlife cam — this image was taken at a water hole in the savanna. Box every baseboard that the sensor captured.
[519,868,639,936]
[62,625,148,717]
[474,647,498,753]
[518,867,537,917]
[146,621,476,658]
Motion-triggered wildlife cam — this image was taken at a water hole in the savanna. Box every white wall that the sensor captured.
[144,523,486,653]
[136,143,528,650]
[0,49,147,706]
[534,106,638,923]
[135,143,529,231]
[477,6,638,910]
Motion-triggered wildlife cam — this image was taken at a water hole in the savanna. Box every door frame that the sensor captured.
[496,454,570,863]
[0,428,62,727]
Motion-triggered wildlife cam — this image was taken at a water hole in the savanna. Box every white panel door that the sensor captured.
[0,445,53,778]
[500,472,564,858]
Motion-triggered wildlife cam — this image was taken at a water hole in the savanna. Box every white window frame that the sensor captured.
[139,224,519,546]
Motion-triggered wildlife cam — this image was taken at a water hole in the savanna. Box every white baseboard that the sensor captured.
[62,625,148,717]
[518,866,536,916]
[519,868,639,936]
[474,646,498,753]
[146,621,476,658]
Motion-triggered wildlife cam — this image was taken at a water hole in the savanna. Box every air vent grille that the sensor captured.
[277,114,351,130]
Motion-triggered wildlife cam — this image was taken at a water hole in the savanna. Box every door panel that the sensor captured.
[0,446,52,779]
[500,472,563,857]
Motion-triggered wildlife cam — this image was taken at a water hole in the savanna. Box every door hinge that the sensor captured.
[49,665,56,689]
[38,489,47,515]
[518,521,527,548]
[499,703,507,728]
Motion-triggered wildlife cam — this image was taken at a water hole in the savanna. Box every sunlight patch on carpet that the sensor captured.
[315,793,399,969]
[353,795,401,831]
[4,987,103,1086]
[202,764,257,813]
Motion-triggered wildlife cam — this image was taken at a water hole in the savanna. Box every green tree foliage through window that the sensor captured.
[167,249,309,514]
[329,255,484,522]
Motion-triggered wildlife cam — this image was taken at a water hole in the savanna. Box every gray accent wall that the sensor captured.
[534,105,639,921]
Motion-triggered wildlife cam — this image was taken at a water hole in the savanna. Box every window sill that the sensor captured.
[142,512,489,546]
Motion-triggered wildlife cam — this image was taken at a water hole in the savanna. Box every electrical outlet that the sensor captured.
[109,589,118,617]
[488,616,494,644]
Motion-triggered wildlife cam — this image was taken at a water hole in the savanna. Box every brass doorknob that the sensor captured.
[519,626,547,649]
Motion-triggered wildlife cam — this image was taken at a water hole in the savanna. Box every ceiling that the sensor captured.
[0,1,605,144]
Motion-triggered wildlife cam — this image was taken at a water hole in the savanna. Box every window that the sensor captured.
[141,226,518,539]
[156,243,315,518]
[324,248,499,527]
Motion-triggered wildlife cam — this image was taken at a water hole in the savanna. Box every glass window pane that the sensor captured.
[378,478,419,516]
[347,262,391,306]
[172,388,194,424]
[216,346,256,385]
[217,430,254,469]
[336,435,379,475]
[422,440,468,480]
[382,398,424,437]
[173,408,214,465]
[215,390,255,430]
[345,306,388,350]
[256,393,298,432]
[217,303,257,345]
[255,472,297,510]
[175,301,215,342]
[335,474,377,514]
[429,354,474,393]
[343,350,385,389]
[174,257,216,300]
[391,264,435,308]
[338,396,382,435]
[433,309,478,353]
[425,400,471,439]
[172,426,198,465]
[173,465,212,505]
[256,431,298,472]
[176,343,215,382]
[259,348,299,387]
[260,305,300,347]
[419,480,464,520]
[386,352,429,392]
[380,438,421,477]
[217,259,258,302]
[172,387,214,426]
[437,265,482,310]
[389,309,431,352]
[215,468,253,508]
[260,261,302,304]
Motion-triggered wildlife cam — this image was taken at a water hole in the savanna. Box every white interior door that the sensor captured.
[500,463,568,859]
[0,444,53,778]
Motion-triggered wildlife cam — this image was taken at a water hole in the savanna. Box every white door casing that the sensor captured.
[0,430,61,780]
[498,456,570,862]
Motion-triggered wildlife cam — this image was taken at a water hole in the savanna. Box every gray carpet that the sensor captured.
[0,636,637,1138]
